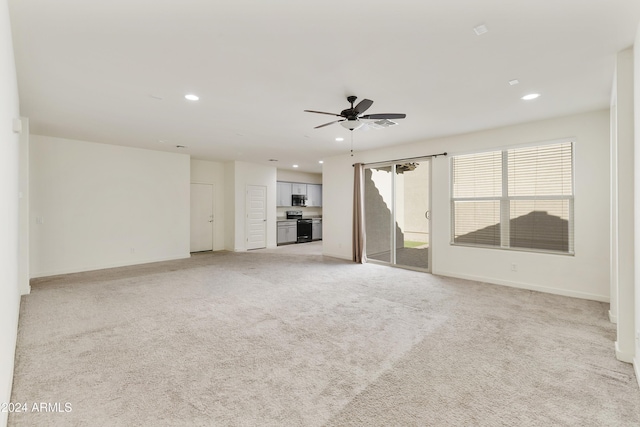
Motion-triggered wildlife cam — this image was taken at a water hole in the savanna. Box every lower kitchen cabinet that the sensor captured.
[277,221,297,245]
[312,219,322,240]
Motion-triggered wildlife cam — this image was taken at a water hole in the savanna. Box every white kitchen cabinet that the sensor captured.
[277,182,292,207]
[306,184,322,207]
[291,183,307,195]
[312,219,322,240]
[277,181,321,207]
[277,220,297,245]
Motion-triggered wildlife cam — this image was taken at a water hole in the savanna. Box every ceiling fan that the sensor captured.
[304,95,406,130]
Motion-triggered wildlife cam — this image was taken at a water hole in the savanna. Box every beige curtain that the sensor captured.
[353,163,366,263]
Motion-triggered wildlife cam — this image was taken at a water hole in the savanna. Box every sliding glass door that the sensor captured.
[364,166,393,263]
[364,159,431,271]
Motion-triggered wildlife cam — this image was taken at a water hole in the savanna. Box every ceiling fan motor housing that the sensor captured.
[342,96,364,120]
[340,109,359,120]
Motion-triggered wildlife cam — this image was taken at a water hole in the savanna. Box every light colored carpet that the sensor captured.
[9,245,640,426]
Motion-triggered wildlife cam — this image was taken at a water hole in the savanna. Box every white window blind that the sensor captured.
[451,141,574,254]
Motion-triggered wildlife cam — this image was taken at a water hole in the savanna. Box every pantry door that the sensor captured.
[246,185,267,250]
[190,183,214,252]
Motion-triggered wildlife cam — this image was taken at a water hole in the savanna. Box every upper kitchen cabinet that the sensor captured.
[277,182,292,207]
[291,183,307,195]
[306,184,322,207]
[277,181,322,207]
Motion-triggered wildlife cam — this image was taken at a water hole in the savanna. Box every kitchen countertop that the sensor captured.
[277,217,322,222]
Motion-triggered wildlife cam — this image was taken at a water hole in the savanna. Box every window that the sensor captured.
[451,141,574,254]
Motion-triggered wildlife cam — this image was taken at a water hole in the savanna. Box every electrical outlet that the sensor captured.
[130,248,135,254]
[511,263,517,272]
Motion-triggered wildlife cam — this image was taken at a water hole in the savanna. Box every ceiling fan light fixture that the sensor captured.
[340,119,363,130]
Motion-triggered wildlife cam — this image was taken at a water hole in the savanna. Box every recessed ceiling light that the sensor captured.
[335,137,344,142]
[521,93,540,100]
[473,24,488,36]
[293,165,299,168]
[508,79,519,86]
[318,160,324,164]
[185,94,199,101]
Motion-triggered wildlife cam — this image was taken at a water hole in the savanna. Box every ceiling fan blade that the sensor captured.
[304,109,342,117]
[314,119,345,129]
[353,99,373,114]
[360,113,406,120]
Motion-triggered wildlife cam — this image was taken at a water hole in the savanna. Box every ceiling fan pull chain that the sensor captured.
[350,132,354,157]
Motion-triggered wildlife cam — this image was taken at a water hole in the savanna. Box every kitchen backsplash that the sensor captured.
[277,206,322,218]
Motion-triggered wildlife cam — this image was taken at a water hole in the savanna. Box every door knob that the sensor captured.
[425,210,430,220]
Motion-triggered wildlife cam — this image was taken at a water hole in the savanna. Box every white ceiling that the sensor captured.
[8,0,640,173]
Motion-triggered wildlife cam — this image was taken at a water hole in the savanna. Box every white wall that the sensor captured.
[611,95,619,323]
[634,21,640,384]
[190,159,226,251]
[0,1,21,425]
[277,169,322,184]
[615,47,636,363]
[224,161,236,251]
[30,135,191,277]
[324,110,610,302]
[18,118,29,295]
[233,162,277,250]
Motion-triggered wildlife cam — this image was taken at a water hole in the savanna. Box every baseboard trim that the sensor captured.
[608,310,618,324]
[433,270,609,303]
[634,357,640,389]
[30,253,192,279]
[615,341,635,363]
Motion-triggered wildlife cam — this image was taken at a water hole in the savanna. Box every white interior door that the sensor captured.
[190,183,214,252]
[246,185,267,250]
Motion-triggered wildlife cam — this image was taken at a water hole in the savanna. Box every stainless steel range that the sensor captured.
[286,210,312,243]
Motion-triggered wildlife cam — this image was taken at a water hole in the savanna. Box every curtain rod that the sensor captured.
[352,152,447,167]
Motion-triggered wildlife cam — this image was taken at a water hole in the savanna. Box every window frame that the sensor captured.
[450,140,575,256]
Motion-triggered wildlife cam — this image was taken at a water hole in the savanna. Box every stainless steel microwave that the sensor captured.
[292,194,306,206]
